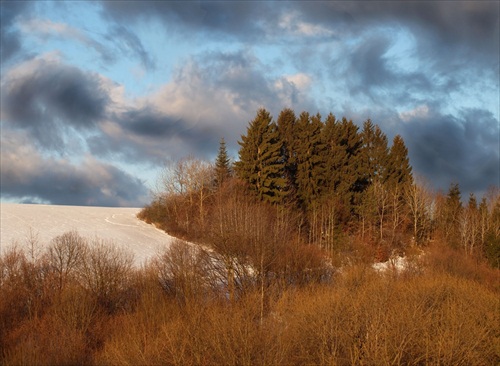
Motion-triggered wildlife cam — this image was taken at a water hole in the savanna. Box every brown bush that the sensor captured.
[76,238,135,313]
[2,313,89,366]
[2,230,498,365]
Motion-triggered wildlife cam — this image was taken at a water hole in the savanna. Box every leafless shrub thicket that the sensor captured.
[0,227,498,365]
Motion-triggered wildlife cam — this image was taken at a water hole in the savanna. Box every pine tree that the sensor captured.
[322,115,363,216]
[235,109,286,204]
[386,135,413,189]
[443,182,463,247]
[294,112,326,209]
[360,119,390,186]
[214,137,231,188]
[276,108,298,202]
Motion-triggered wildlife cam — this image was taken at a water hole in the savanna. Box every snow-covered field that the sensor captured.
[0,203,174,266]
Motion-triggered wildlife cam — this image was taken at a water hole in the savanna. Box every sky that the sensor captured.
[1,1,499,207]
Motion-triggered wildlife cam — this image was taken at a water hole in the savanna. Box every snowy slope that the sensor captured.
[0,203,174,266]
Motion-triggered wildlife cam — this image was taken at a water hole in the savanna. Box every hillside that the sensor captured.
[0,203,174,266]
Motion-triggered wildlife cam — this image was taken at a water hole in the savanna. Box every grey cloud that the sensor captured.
[0,133,148,207]
[121,108,182,138]
[0,1,32,62]
[99,1,499,61]
[88,49,317,165]
[99,1,273,41]
[192,50,317,114]
[338,32,455,106]
[1,58,109,150]
[89,108,221,166]
[107,25,155,70]
[402,108,499,196]
[297,2,499,62]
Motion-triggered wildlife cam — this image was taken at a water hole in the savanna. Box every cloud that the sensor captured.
[277,10,336,39]
[106,25,155,70]
[0,132,148,207]
[399,105,430,122]
[99,1,274,41]
[88,49,317,165]
[19,18,115,63]
[402,107,499,196]
[18,17,155,70]
[98,1,499,60]
[297,2,499,64]
[1,54,109,151]
[0,1,32,62]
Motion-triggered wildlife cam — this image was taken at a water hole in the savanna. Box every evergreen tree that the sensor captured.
[276,108,298,202]
[214,137,231,188]
[360,119,390,186]
[386,135,413,188]
[235,109,286,204]
[294,112,326,209]
[442,182,463,247]
[322,115,363,218]
[484,194,500,267]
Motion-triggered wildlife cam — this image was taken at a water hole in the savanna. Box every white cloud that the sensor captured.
[19,18,112,61]
[278,11,335,38]
[399,104,430,122]
[20,18,82,39]
[282,73,312,90]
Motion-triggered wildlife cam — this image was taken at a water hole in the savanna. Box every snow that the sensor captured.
[372,256,410,272]
[0,203,175,266]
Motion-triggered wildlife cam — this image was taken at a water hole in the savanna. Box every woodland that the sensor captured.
[0,108,498,365]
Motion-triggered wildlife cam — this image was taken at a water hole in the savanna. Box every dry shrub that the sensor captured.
[2,228,498,365]
[96,291,286,366]
[0,246,55,351]
[154,239,218,305]
[2,314,89,366]
[273,266,499,365]
[48,231,86,292]
[77,238,135,313]
[94,245,498,366]
[423,241,500,292]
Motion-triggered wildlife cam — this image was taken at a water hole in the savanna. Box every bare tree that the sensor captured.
[159,156,214,233]
[155,239,216,305]
[48,231,86,292]
[77,238,134,312]
[404,177,433,244]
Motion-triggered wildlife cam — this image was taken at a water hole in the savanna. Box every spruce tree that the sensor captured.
[386,135,413,189]
[235,108,286,204]
[322,115,363,217]
[443,182,463,247]
[294,112,326,209]
[276,108,298,202]
[360,119,390,186]
[214,137,231,188]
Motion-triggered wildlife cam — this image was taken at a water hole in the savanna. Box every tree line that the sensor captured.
[141,107,500,267]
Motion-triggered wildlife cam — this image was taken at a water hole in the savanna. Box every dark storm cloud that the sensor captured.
[342,34,433,102]
[1,57,109,150]
[89,107,223,166]
[0,1,32,62]
[121,108,182,138]
[402,108,499,196]
[0,133,148,207]
[88,106,217,165]
[99,1,499,60]
[99,1,273,41]
[296,1,499,62]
